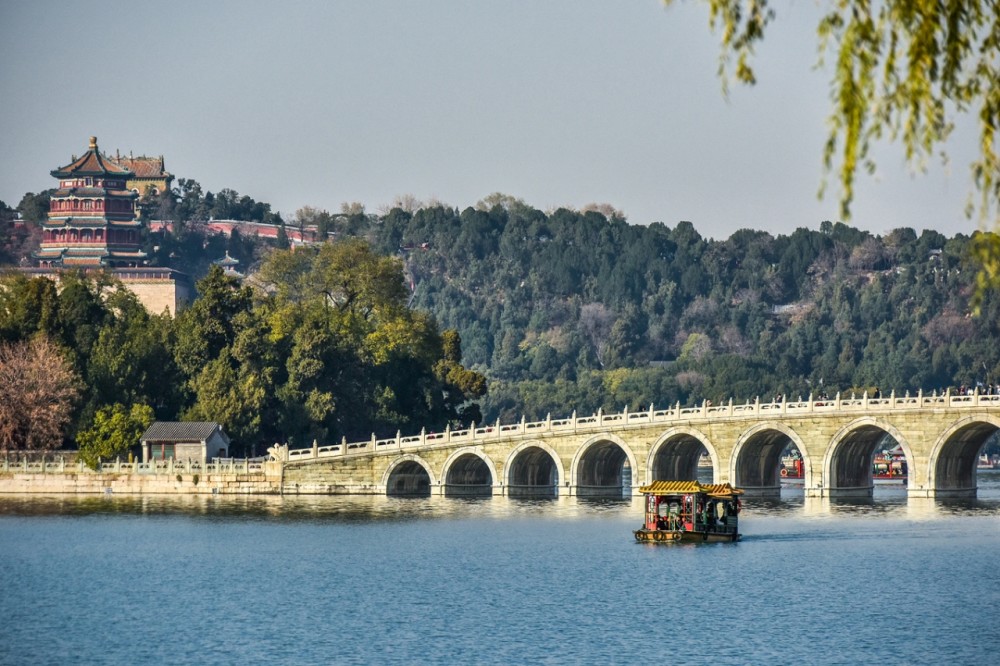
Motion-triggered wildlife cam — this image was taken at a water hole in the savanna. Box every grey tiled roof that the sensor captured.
[141,421,224,442]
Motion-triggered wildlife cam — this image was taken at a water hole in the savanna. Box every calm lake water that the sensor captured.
[2,473,1000,666]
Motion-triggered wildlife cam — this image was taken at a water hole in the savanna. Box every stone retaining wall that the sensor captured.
[0,463,283,495]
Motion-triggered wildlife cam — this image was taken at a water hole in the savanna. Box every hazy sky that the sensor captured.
[0,1,983,240]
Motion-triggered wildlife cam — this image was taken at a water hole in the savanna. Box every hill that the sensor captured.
[5,184,999,431]
[347,203,999,422]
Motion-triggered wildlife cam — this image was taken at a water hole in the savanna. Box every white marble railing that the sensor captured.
[282,389,1000,463]
[0,457,266,475]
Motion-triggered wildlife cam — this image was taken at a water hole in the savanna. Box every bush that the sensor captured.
[77,403,153,470]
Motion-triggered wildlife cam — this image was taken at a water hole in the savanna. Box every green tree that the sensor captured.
[275,223,290,250]
[257,241,487,439]
[0,273,60,342]
[0,201,13,264]
[277,307,351,444]
[433,329,487,425]
[87,288,181,418]
[605,304,649,369]
[172,178,209,225]
[54,272,110,372]
[16,191,52,225]
[172,267,275,453]
[173,266,253,378]
[76,403,154,469]
[182,347,270,455]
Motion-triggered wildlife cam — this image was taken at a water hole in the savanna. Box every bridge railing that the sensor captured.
[280,388,1000,463]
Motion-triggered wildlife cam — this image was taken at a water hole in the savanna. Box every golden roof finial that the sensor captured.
[89,136,97,150]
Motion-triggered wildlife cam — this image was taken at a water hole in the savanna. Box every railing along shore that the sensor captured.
[282,388,1000,463]
[1,457,266,475]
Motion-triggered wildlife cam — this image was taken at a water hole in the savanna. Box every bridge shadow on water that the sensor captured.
[740,476,1000,520]
[2,472,998,522]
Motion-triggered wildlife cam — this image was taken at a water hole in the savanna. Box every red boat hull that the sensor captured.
[634,528,740,543]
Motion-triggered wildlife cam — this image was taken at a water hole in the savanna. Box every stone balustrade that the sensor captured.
[0,456,266,475]
[282,389,1000,463]
[4,387,998,498]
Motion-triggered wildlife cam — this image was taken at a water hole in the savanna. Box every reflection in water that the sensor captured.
[0,493,649,523]
[2,478,999,522]
[1,471,998,521]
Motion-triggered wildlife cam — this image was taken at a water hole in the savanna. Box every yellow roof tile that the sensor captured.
[638,480,743,497]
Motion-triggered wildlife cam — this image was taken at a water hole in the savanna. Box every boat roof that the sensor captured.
[638,480,743,498]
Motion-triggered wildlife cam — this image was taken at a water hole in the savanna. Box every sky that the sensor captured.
[0,0,984,240]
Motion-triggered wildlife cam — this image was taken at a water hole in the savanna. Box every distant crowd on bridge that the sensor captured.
[765,383,998,405]
[959,384,998,396]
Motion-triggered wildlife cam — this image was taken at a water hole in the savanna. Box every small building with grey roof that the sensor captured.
[140,422,230,463]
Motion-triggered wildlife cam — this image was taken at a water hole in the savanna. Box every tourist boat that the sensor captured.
[872,449,907,480]
[634,481,742,543]
[780,455,804,479]
[978,453,999,469]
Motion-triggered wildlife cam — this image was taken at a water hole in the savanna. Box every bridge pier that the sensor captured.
[571,484,631,498]
[803,485,875,498]
[506,484,559,498]
[909,486,977,499]
[826,486,875,499]
[437,483,521,497]
[437,482,496,497]
[737,485,782,499]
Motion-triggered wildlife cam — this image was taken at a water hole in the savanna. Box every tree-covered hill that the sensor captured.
[349,202,999,423]
[4,179,999,439]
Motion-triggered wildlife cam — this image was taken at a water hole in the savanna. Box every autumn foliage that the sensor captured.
[0,336,80,451]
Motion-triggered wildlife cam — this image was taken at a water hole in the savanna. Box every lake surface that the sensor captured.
[2,472,1000,665]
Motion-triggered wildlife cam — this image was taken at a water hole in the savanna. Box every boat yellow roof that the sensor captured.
[637,480,743,497]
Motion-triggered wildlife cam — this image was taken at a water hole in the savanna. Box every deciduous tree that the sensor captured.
[0,337,81,451]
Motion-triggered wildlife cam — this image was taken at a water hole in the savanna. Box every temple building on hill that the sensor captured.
[213,251,243,278]
[112,151,173,197]
[25,136,191,316]
[34,136,145,268]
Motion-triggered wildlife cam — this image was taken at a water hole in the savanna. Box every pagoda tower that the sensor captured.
[35,136,146,268]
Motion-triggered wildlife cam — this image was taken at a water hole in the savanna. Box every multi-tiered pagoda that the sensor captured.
[34,136,146,268]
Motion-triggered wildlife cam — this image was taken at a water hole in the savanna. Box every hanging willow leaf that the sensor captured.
[666,0,1000,308]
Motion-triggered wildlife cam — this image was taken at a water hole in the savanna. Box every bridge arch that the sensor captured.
[570,433,638,498]
[646,427,716,485]
[928,415,1000,493]
[505,440,565,498]
[382,454,437,496]
[825,417,913,497]
[441,447,498,497]
[732,422,809,495]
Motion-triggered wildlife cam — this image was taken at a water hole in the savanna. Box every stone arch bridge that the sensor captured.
[274,391,1000,499]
